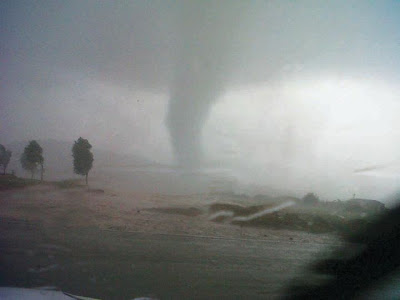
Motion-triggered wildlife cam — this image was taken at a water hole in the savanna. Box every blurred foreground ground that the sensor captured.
[0,182,341,299]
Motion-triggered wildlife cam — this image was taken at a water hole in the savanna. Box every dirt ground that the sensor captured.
[0,183,345,299]
[0,184,338,244]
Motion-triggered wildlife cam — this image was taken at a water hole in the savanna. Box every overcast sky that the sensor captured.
[2,1,400,199]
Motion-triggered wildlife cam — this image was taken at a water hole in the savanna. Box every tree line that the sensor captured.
[0,137,94,185]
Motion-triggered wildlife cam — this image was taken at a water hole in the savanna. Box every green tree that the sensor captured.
[72,137,93,185]
[20,140,44,180]
[20,152,36,178]
[0,144,12,175]
[302,192,319,206]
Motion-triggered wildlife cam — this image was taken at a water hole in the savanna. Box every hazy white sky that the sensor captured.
[1,0,400,199]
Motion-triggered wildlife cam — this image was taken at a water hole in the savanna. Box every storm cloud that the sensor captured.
[2,0,400,199]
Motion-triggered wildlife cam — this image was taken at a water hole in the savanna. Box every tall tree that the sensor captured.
[20,140,44,180]
[72,137,93,185]
[20,152,36,178]
[0,145,12,175]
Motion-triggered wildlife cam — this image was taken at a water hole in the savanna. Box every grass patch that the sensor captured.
[209,203,274,217]
[232,211,376,234]
[87,188,104,194]
[53,179,85,189]
[232,213,308,231]
[0,174,41,190]
[146,207,203,217]
[209,201,382,234]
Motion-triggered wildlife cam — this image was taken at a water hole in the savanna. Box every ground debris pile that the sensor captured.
[207,193,386,235]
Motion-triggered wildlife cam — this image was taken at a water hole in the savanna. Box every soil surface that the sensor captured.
[0,185,340,299]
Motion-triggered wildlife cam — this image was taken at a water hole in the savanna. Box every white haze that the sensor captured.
[1,1,400,201]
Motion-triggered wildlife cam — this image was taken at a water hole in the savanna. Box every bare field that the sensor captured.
[0,182,344,299]
[0,183,338,244]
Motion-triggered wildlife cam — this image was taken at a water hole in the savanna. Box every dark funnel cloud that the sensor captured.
[167,1,244,168]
